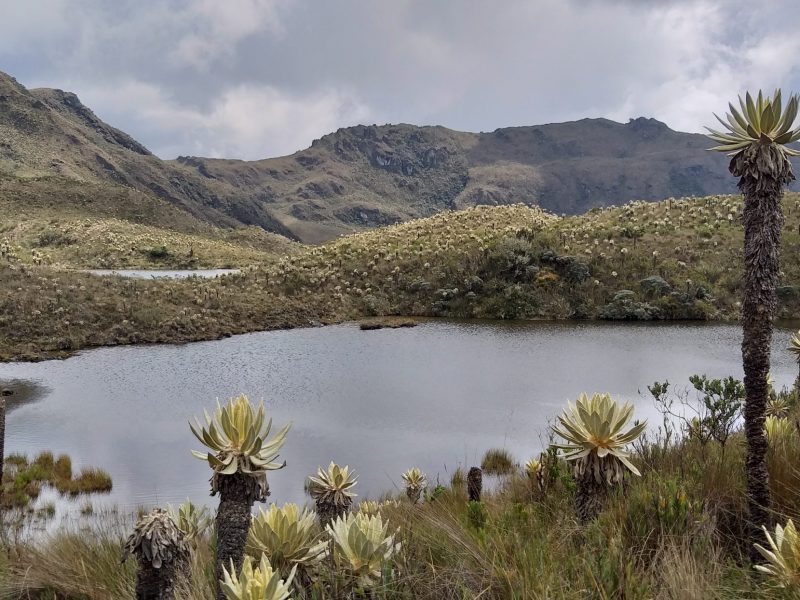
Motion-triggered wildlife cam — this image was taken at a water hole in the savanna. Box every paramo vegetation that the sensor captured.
[5,192,800,361]
[262,193,800,322]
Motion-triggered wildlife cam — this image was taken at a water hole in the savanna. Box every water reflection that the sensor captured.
[0,379,49,413]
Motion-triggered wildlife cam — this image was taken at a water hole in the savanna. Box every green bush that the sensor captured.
[483,238,537,283]
[465,500,488,530]
[599,291,661,320]
[145,245,171,260]
[640,275,671,297]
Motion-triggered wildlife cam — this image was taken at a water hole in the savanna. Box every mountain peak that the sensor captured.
[626,116,671,137]
[1,70,744,243]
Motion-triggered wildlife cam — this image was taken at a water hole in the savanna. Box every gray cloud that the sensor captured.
[2,0,799,159]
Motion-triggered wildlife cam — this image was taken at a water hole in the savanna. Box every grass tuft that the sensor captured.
[481,448,515,475]
[2,451,111,509]
[53,454,72,481]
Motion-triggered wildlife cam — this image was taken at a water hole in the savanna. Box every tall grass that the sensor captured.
[1,511,136,600]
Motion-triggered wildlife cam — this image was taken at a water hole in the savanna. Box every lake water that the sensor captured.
[1,320,798,516]
[85,269,240,279]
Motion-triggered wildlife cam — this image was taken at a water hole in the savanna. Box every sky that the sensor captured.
[2,0,799,160]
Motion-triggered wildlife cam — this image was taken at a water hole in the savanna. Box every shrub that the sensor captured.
[36,229,77,248]
[465,500,488,530]
[614,477,702,556]
[428,484,447,502]
[146,245,171,260]
[56,468,113,495]
[599,291,661,320]
[53,455,72,480]
[33,451,55,472]
[688,374,744,448]
[552,255,591,284]
[640,275,671,297]
[484,238,537,283]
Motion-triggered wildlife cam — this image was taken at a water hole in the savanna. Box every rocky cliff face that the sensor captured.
[1,70,761,243]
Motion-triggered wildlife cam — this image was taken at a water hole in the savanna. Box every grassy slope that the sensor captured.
[4,192,800,361]
[0,176,309,360]
[2,216,288,269]
[0,265,338,361]
[261,192,800,322]
[0,176,297,269]
[0,73,294,239]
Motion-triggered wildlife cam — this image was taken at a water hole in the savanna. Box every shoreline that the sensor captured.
[0,312,769,365]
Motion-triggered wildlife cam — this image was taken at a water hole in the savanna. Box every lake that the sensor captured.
[1,320,798,516]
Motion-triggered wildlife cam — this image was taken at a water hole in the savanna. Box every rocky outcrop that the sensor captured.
[33,88,152,156]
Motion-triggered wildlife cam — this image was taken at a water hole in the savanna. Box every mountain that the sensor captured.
[171,120,746,241]
[0,71,296,238]
[0,70,756,243]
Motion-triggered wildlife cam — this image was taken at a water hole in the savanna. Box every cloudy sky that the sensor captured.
[2,0,799,160]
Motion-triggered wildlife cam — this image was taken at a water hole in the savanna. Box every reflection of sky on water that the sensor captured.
[1,320,797,518]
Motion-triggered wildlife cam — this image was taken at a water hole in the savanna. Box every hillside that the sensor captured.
[0,176,297,269]
[4,193,800,361]
[0,70,762,243]
[258,193,800,322]
[0,72,296,238]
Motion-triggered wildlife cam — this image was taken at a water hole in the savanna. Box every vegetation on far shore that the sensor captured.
[4,192,800,361]
[264,193,800,323]
[0,266,338,362]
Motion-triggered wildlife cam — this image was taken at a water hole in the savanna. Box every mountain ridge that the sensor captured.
[0,69,758,243]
